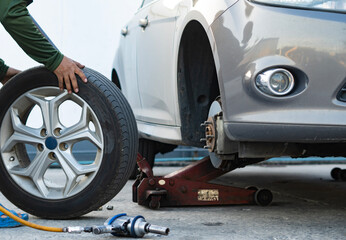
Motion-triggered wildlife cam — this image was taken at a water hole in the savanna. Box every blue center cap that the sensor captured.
[45,137,58,150]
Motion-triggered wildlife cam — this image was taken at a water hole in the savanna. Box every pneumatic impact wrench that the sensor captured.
[90,214,169,237]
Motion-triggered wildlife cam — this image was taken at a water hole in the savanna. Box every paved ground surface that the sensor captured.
[1,164,346,240]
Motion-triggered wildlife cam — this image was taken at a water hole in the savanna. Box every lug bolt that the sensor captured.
[59,143,68,151]
[54,128,62,136]
[49,152,57,160]
[40,128,47,137]
[38,144,44,152]
[9,156,15,162]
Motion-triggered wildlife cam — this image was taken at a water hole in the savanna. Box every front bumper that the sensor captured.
[212,0,346,142]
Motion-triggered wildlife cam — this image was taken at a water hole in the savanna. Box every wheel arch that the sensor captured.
[111,68,121,90]
[177,19,220,147]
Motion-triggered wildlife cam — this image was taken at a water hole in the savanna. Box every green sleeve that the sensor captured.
[0,0,63,71]
[0,58,10,82]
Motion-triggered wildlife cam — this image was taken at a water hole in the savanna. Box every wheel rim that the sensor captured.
[1,87,104,199]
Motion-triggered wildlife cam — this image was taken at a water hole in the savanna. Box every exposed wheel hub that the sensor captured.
[202,117,216,152]
[201,98,239,169]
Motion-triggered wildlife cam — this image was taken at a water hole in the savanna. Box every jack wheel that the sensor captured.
[331,168,346,181]
[254,189,273,206]
[148,197,161,210]
[331,168,341,180]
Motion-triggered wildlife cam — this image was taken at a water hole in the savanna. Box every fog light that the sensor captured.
[255,68,294,96]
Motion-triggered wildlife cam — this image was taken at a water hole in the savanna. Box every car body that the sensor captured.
[112,0,346,168]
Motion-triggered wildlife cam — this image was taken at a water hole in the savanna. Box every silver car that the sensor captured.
[112,0,346,170]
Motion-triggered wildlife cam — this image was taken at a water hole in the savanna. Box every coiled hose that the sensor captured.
[0,204,170,236]
[0,204,63,232]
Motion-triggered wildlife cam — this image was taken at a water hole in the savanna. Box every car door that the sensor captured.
[118,5,143,116]
[135,0,179,125]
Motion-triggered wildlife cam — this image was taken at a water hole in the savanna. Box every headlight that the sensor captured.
[255,68,294,96]
[250,0,346,13]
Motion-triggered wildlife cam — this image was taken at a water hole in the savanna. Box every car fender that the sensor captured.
[112,47,124,87]
[173,0,237,105]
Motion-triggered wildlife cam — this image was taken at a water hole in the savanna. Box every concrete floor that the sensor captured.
[1,164,346,240]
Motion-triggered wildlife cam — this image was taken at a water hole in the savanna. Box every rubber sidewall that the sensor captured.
[0,67,138,219]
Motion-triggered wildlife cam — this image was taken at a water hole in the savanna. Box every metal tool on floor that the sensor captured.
[0,204,169,237]
[91,213,169,237]
[133,154,273,209]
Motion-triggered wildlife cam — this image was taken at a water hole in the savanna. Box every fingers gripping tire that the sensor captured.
[0,67,138,219]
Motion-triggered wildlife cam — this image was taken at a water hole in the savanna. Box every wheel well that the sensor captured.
[177,20,220,147]
[111,69,121,90]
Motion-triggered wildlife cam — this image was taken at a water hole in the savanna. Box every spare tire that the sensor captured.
[0,67,138,219]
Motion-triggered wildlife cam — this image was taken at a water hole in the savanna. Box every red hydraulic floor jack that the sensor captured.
[132,154,273,209]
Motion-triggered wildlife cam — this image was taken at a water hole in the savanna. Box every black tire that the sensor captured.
[129,139,177,179]
[0,67,138,219]
[129,139,156,179]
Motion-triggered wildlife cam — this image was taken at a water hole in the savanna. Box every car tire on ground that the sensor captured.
[129,139,177,179]
[129,139,156,179]
[0,67,138,219]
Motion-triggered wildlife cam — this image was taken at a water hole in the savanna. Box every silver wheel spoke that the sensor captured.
[61,162,78,197]
[61,104,89,136]
[10,107,42,138]
[61,128,103,150]
[2,108,43,152]
[2,132,41,152]
[56,151,98,197]
[57,151,99,176]
[25,91,68,132]
[9,151,53,197]
[61,105,103,149]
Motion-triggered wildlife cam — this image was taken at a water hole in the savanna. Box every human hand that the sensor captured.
[53,56,87,93]
[1,67,21,85]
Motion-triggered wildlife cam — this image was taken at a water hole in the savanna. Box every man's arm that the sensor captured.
[0,0,87,93]
[0,58,21,85]
[0,59,10,83]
